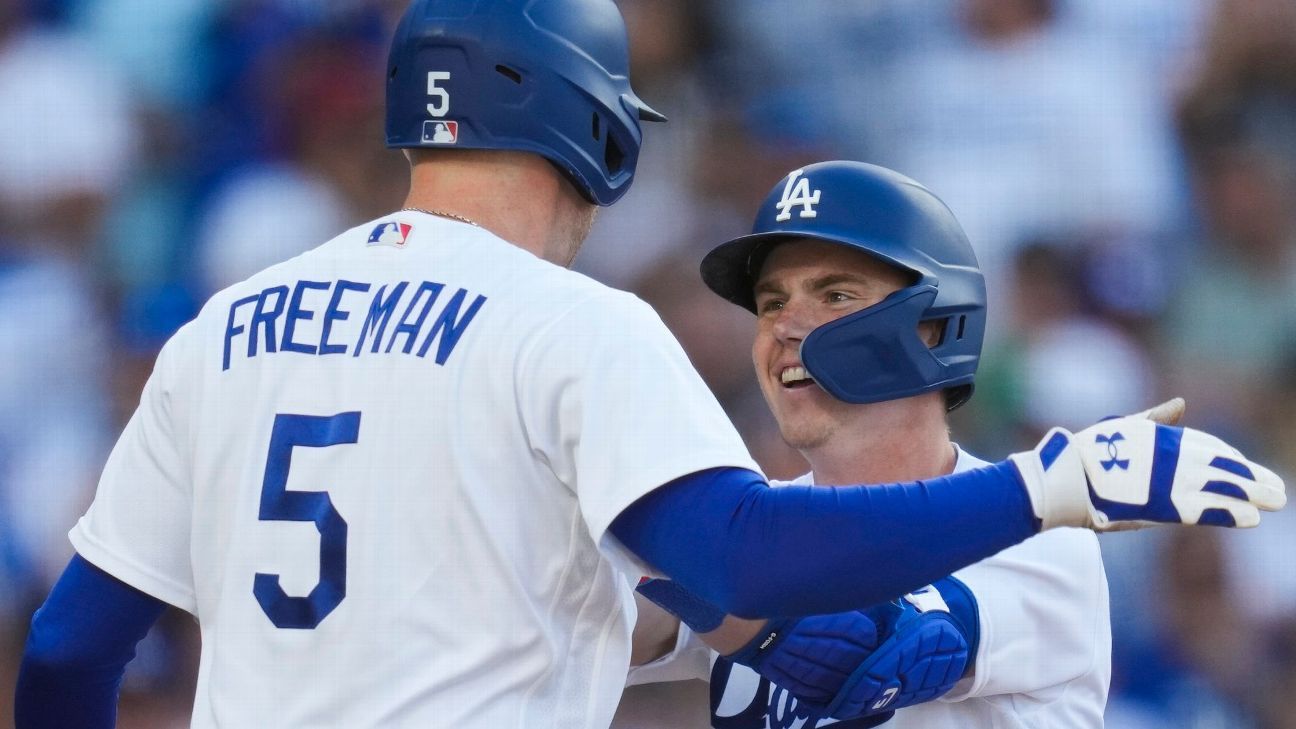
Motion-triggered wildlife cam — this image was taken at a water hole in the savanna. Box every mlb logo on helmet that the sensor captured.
[422,120,459,144]
[368,222,413,247]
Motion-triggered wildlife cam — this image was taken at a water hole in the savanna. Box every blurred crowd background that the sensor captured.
[1,0,1294,726]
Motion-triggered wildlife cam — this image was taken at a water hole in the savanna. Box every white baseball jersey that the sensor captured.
[71,211,760,728]
[630,449,1111,729]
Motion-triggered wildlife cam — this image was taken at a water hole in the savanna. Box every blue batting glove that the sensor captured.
[641,577,979,723]
[726,610,883,709]
[823,587,972,719]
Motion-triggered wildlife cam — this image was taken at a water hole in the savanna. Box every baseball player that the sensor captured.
[630,161,1128,728]
[14,3,1284,728]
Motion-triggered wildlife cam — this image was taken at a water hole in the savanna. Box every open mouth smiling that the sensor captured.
[780,366,817,390]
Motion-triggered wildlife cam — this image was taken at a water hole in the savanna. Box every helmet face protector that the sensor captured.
[700,161,987,410]
[385,0,665,206]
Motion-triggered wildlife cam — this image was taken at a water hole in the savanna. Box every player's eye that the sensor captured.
[826,291,853,304]
[757,298,785,314]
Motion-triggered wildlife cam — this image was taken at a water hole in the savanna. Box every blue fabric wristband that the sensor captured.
[636,578,728,633]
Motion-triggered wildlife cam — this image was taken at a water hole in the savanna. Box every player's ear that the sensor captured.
[919,320,943,348]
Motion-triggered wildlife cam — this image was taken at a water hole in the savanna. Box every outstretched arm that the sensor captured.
[15,555,168,729]
[611,418,1283,620]
[612,461,1033,619]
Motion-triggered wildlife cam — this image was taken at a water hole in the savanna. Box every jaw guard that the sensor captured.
[801,285,980,410]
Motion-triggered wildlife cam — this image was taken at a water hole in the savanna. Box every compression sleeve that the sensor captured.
[609,463,1037,619]
[15,554,168,729]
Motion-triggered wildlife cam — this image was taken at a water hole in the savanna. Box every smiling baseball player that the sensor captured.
[14,3,1285,729]
[625,162,1269,728]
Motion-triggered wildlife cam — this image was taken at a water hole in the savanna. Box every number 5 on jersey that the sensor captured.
[253,412,361,629]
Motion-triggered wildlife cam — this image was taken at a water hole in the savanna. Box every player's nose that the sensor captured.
[771,298,815,345]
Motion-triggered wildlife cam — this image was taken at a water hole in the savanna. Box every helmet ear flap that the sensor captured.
[802,287,950,405]
[604,132,626,176]
[945,384,974,411]
[802,290,982,410]
[922,313,976,411]
[604,92,665,178]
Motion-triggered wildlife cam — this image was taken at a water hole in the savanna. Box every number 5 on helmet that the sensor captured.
[1010,416,1286,531]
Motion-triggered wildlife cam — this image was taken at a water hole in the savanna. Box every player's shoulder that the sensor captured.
[494,239,647,314]
[549,275,661,330]
[485,248,665,338]
[196,220,366,311]
[184,211,668,359]
[363,210,652,321]
[172,220,370,354]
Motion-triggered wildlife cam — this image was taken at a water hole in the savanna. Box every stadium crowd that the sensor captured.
[1,0,1294,726]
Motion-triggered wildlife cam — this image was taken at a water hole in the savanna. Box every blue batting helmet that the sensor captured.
[385,0,666,206]
[700,161,986,409]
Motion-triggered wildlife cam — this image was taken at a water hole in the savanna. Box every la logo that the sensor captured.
[774,169,821,222]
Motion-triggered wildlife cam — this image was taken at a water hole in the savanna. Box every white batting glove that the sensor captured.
[1009,416,1286,531]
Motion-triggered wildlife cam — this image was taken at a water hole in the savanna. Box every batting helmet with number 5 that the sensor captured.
[385,0,666,206]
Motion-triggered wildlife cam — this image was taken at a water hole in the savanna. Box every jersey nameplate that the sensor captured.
[223,278,487,370]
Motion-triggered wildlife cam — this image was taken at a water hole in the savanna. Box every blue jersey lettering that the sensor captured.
[386,281,444,355]
[354,282,410,356]
[320,280,372,355]
[223,294,259,371]
[249,285,289,357]
[222,279,486,370]
[281,280,331,355]
[417,289,488,363]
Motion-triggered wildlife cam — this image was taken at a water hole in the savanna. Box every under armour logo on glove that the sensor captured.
[1011,416,1286,531]
[1095,432,1129,471]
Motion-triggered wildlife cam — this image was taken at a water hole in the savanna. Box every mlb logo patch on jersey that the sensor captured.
[422,120,459,145]
[368,222,413,247]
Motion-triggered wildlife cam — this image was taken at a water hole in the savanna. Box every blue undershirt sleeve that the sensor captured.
[609,462,1037,619]
[15,554,168,729]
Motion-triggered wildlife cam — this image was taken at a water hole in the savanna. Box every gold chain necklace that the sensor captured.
[400,207,481,227]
